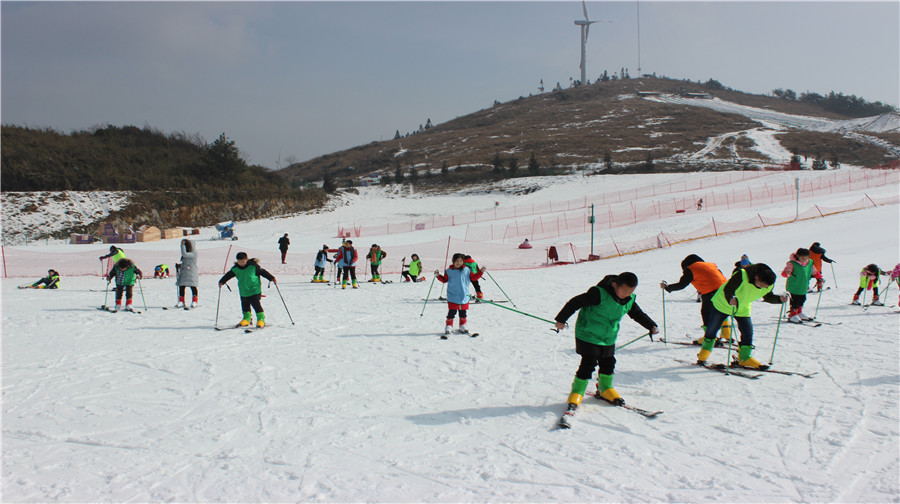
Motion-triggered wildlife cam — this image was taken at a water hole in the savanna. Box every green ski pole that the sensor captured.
[616,332,651,350]
[486,270,515,307]
[769,302,786,365]
[477,298,555,325]
[420,276,437,317]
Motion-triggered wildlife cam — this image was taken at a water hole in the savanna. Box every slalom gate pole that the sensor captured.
[830,262,838,289]
[477,298,556,326]
[725,305,737,373]
[769,302,786,365]
[486,271,515,307]
[420,276,437,317]
[214,284,222,327]
[99,258,103,278]
[616,332,651,350]
[274,283,295,325]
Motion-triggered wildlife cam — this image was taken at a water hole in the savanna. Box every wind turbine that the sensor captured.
[574,0,604,84]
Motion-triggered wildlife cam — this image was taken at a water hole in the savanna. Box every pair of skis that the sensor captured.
[556,393,663,430]
[441,329,479,340]
[97,305,142,314]
[214,324,266,334]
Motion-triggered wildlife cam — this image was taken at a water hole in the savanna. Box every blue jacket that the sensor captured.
[439,266,484,305]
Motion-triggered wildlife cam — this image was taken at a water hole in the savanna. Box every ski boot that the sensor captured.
[697,337,715,364]
[737,345,763,368]
[788,307,802,323]
[459,323,469,335]
[595,374,624,406]
[851,294,861,306]
[872,294,883,306]
[175,297,185,308]
[191,296,199,308]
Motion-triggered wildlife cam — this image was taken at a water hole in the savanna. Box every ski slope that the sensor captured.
[2,171,899,502]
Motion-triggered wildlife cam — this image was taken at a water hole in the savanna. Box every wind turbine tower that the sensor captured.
[574,0,599,84]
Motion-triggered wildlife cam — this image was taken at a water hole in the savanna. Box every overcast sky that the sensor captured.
[2,1,898,169]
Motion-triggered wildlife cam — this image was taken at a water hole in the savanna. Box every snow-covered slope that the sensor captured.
[2,170,898,502]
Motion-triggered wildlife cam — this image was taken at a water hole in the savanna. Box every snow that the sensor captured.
[2,170,899,502]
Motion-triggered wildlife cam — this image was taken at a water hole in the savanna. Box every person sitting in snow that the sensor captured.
[22,269,60,289]
[401,254,423,282]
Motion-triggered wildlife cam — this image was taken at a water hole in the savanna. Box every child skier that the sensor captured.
[154,264,170,279]
[808,242,835,292]
[176,239,199,308]
[99,245,126,274]
[402,254,423,282]
[334,240,359,289]
[312,244,332,283]
[22,269,60,289]
[555,272,658,411]
[463,255,484,299]
[852,264,886,306]
[434,253,485,337]
[660,254,731,346]
[890,264,900,308]
[366,244,387,282]
[696,263,788,368]
[218,252,276,328]
[106,258,142,311]
[781,248,824,322]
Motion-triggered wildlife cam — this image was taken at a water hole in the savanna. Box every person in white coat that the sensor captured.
[176,239,199,308]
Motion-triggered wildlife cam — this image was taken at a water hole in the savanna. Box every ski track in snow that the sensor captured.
[2,171,899,502]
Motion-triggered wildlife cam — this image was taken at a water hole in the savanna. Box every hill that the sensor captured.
[278,77,899,186]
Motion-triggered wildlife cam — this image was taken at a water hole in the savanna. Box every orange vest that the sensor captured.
[810,251,823,272]
[687,262,727,294]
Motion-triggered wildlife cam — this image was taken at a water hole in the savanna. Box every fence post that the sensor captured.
[2,245,7,278]
[223,244,233,273]
[758,214,766,228]
[865,193,878,207]
[712,218,718,236]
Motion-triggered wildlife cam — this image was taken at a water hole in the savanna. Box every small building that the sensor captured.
[99,222,136,244]
[136,225,161,242]
[69,233,94,245]
[161,228,182,239]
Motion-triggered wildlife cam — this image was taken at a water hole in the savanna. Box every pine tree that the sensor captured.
[528,151,540,175]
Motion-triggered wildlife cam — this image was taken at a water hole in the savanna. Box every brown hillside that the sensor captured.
[279,77,898,185]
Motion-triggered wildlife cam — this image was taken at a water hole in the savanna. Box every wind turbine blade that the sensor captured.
[582,0,590,20]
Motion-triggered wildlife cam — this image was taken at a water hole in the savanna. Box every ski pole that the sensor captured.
[476,298,556,325]
[661,287,668,347]
[486,270,515,307]
[813,288,823,319]
[616,332,651,350]
[420,275,437,316]
[102,279,111,309]
[137,276,148,310]
[725,305,737,373]
[214,284,222,327]
[769,302,786,365]
[830,262,838,289]
[274,283,295,325]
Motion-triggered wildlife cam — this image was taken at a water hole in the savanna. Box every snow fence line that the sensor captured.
[2,193,896,278]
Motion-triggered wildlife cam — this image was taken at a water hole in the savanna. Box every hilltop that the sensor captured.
[278,77,899,186]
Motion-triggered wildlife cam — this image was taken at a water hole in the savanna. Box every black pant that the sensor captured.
[704,310,754,347]
[341,266,357,281]
[699,291,716,326]
[402,270,419,282]
[789,293,807,310]
[114,285,133,301]
[574,338,616,379]
[370,263,379,277]
[179,286,198,297]
[472,279,482,294]
[240,294,264,315]
[314,266,325,277]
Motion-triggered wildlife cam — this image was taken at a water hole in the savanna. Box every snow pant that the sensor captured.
[114,285,134,302]
[471,279,482,295]
[280,250,287,263]
[574,338,616,379]
[446,302,468,325]
[789,293,807,311]
[314,266,325,278]
[178,286,198,297]
[240,294,264,321]
[699,291,716,326]
[370,263,380,278]
[340,266,357,282]
[401,270,419,282]
[854,286,879,297]
[704,310,754,347]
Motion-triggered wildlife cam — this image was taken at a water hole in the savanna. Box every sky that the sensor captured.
[2,1,898,170]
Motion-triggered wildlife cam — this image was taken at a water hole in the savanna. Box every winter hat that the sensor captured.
[740,254,750,266]
[323,244,329,250]
[236,252,248,260]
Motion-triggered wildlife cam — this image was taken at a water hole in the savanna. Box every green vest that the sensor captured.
[785,260,813,295]
[712,269,772,317]
[575,286,635,346]
[231,264,263,297]
[409,260,421,277]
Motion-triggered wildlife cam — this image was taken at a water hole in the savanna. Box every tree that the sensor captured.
[394,163,404,183]
[322,172,336,193]
[424,118,433,130]
[441,160,450,177]
[528,151,540,175]
[603,149,613,170]
[394,130,401,140]
[491,153,504,177]
[508,157,519,177]
[408,167,418,182]
[644,152,654,170]
[205,132,244,178]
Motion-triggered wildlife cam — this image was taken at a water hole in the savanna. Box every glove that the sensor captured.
[816,279,824,290]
